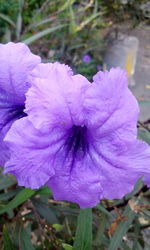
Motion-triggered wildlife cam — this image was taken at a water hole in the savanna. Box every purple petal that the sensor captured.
[90,137,150,200]
[31,62,73,79]
[0,42,41,104]
[4,117,57,188]
[84,68,139,139]
[4,65,150,208]
[47,152,102,208]
[0,42,41,165]
[25,62,89,131]
[5,117,103,207]
[82,54,91,63]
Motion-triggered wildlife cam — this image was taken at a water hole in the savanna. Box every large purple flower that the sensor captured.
[0,42,41,165]
[4,63,150,208]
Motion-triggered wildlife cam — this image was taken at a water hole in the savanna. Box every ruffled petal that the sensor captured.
[30,62,73,79]
[25,63,90,131]
[47,144,103,208]
[4,117,68,188]
[90,137,150,200]
[4,65,150,208]
[0,125,10,166]
[4,116,102,207]
[0,42,41,165]
[0,42,41,105]
[84,68,139,139]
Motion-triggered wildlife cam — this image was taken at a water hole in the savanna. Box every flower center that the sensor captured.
[12,105,26,119]
[66,125,88,157]
[1,105,27,130]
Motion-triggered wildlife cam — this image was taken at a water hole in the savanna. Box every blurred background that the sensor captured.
[0,1,150,249]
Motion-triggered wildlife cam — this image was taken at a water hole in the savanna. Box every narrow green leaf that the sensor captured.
[96,204,114,218]
[132,219,141,250]
[62,243,73,250]
[120,240,131,250]
[28,17,55,30]
[32,199,58,224]
[16,13,22,40]
[93,0,98,14]
[108,205,136,250]
[60,0,75,11]
[76,13,100,32]
[0,189,19,201]
[0,13,16,28]
[52,224,64,232]
[69,4,77,34]
[73,208,92,250]
[16,0,24,40]
[19,224,35,250]
[144,242,150,250]
[37,185,52,195]
[138,128,150,145]
[113,178,143,207]
[125,178,143,200]
[3,225,15,250]
[3,27,11,42]
[22,24,67,45]
[0,188,35,215]
[19,0,24,9]
[0,174,16,191]
[93,214,109,247]
[138,100,150,106]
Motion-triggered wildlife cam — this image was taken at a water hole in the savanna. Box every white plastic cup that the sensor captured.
[104,34,139,86]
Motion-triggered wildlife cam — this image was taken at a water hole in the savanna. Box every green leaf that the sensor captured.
[138,128,150,145]
[113,178,143,207]
[120,240,131,250]
[27,17,55,30]
[76,13,100,32]
[108,205,136,250]
[16,12,22,40]
[0,188,35,215]
[138,100,150,106]
[3,225,15,250]
[96,204,114,218]
[32,199,58,224]
[0,189,19,201]
[0,174,16,191]
[93,214,109,248]
[132,219,141,250]
[22,24,67,45]
[52,224,64,232]
[73,208,92,250]
[19,224,35,250]
[69,4,77,34]
[37,185,52,195]
[60,0,75,12]
[16,0,24,40]
[63,243,73,250]
[125,178,143,200]
[0,13,16,28]
[3,27,11,42]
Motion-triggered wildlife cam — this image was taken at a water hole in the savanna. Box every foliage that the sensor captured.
[100,0,150,22]
[0,0,149,80]
[1,116,150,249]
[0,151,150,249]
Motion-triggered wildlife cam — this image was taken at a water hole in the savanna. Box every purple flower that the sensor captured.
[0,42,41,165]
[82,54,91,63]
[97,65,102,71]
[4,64,150,208]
